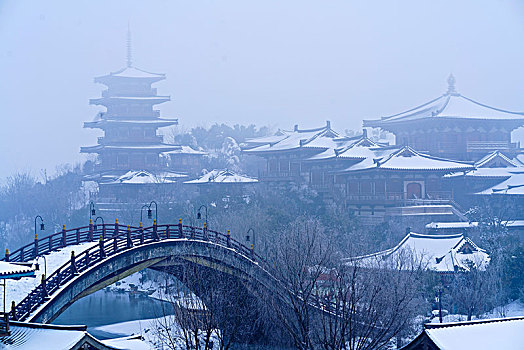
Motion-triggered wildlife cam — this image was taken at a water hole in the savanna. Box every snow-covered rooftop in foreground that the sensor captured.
[0,323,113,350]
[423,316,524,350]
[346,232,489,272]
[185,169,258,184]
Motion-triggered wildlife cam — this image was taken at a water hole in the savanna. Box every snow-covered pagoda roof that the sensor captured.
[1,322,116,350]
[405,317,524,350]
[0,261,35,279]
[104,170,187,185]
[90,95,170,106]
[94,66,166,85]
[345,232,489,272]
[475,172,524,195]
[84,116,178,129]
[364,75,524,128]
[184,169,258,184]
[81,143,180,153]
[243,121,340,154]
[338,146,475,173]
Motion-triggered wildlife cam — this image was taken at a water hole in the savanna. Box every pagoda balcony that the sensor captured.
[98,135,164,144]
[106,110,160,118]
[102,88,158,98]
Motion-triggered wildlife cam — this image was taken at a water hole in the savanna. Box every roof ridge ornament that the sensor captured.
[126,23,132,67]
[447,74,457,95]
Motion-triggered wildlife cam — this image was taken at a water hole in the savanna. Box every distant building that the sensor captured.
[162,146,208,176]
[184,169,258,200]
[335,146,475,221]
[363,75,524,161]
[346,231,489,273]
[81,31,179,183]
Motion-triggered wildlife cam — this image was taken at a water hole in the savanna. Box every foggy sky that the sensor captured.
[1,0,523,180]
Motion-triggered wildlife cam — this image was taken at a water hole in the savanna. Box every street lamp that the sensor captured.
[246,227,256,251]
[34,215,45,238]
[197,205,208,223]
[93,216,104,231]
[35,255,47,278]
[141,201,158,223]
[89,201,96,221]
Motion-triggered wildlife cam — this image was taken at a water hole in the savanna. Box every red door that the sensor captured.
[406,182,422,199]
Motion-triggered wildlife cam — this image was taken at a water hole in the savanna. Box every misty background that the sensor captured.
[0,0,523,180]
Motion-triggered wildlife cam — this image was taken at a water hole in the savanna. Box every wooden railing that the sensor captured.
[3,222,266,322]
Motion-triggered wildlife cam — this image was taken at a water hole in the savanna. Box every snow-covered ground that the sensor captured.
[1,242,97,311]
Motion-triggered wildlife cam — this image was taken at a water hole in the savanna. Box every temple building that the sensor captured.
[242,121,359,184]
[334,146,475,223]
[81,31,180,183]
[363,75,524,161]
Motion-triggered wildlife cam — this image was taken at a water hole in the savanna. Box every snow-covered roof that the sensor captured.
[84,118,178,129]
[1,322,116,350]
[184,169,258,184]
[105,170,186,185]
[0,261,35,279]
[243,121,340,154]
[364,75,524,127]
[101,335,149,350]
[90,95,170,106]
[338,146,475,173]
[475,150,518,168]
[475,172,524,195]
[346,232,489,272]
[305,136,381,161]
[163,146,208,156]
[81,143,180,153]
[95,66,166,84]
[422,316,524,350]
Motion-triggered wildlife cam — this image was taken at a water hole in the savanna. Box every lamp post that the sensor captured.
[197,205,208,224]
[89,201,96,222]
[36,255,47,278]
[93,216,104,231]
[141,201,158,223]
[246,227,256,251]
[34,215,45,239]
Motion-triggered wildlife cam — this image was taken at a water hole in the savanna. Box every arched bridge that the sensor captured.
[3,221,278,326]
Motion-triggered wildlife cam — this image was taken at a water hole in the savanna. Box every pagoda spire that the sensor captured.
[126,23,132,67]
[447,73,457,95]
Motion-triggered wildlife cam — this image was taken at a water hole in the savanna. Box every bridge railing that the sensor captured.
[8,221,268,322]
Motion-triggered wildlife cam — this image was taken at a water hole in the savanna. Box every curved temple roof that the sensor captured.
[345,232,489,272]
[364,75,524,127]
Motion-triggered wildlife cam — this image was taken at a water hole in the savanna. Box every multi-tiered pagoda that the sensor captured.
[81,35,179,182]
